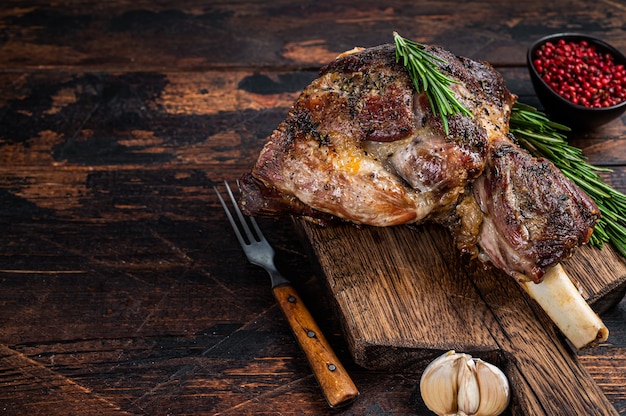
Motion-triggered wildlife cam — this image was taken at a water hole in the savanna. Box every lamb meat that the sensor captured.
[239,44,599,283]
[473,137,598,282]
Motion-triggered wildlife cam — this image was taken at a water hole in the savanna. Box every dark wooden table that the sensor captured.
[1,1,625,414]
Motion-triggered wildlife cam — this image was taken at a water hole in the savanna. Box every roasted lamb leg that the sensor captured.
[239,44,606,348]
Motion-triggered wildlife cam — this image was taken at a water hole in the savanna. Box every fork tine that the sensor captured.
[232,181,266,243]
[214,183,248,247]
[223,181,260,244]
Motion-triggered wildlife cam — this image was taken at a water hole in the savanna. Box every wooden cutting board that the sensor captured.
[295,220,626,415]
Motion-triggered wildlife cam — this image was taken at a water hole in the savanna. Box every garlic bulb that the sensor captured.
[420,350,510,416]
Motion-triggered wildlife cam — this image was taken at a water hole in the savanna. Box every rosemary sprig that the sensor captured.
[393,32,473,134]
[510,102,626,257]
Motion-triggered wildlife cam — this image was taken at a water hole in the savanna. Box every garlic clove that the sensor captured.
[457,358,480,415]
[420,351,510,416]
[474,359,510,416]
[420,350,467,415]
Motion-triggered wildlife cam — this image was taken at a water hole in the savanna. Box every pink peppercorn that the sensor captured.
[533,39,626,108]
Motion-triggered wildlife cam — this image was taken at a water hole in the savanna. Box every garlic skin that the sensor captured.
[457,358,480,415]
[420,350,510,416]
[420,351,466,415]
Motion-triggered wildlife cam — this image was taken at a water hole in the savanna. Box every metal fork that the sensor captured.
[214,181,359,408]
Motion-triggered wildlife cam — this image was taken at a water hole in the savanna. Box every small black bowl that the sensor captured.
[527,33,626,130]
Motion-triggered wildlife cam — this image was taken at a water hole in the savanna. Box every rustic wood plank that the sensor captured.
[580,343,626,416]
[0,344,132,415]
[296,223,500,370]
[579,296,626,414]
[0,70,302,171]
[0,215,337,413]
[565,244,626,313]
[1,0,625,71]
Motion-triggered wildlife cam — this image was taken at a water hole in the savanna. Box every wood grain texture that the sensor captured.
[1,0,625,70]
[0,345,131,415]
[0,0,625,414]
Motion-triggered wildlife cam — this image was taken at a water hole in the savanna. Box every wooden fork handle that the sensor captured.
[273,284,359,408]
